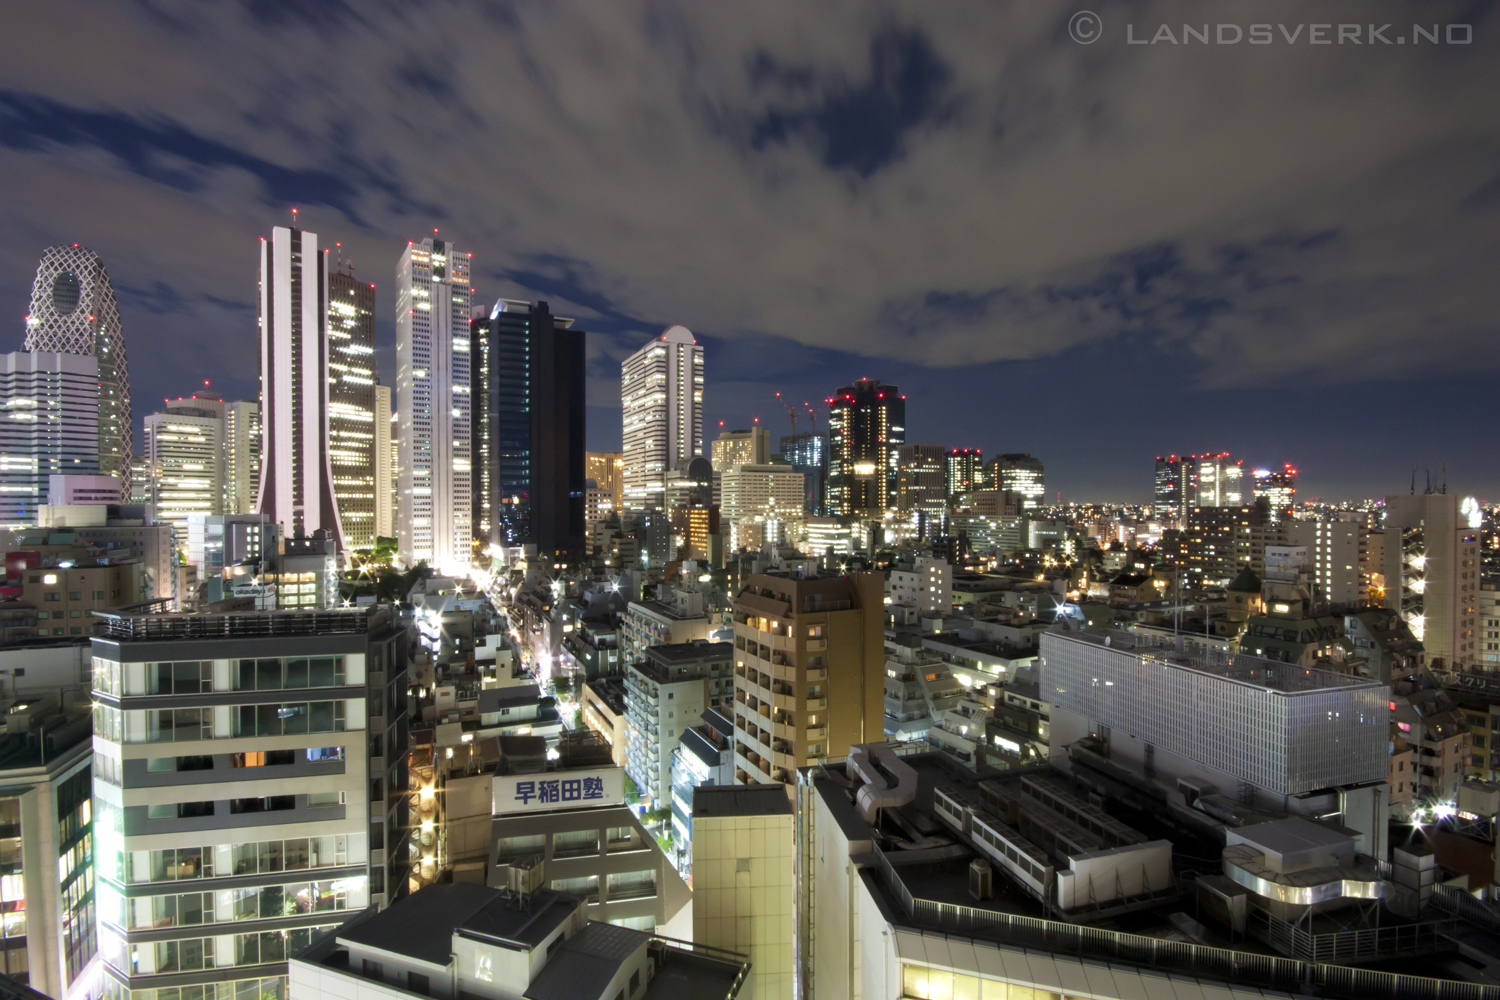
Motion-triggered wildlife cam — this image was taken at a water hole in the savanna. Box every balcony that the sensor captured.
[806,697,828,711]
[806,726,827,741]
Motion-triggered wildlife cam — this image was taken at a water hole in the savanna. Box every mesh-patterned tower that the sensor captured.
[23,243,131,495]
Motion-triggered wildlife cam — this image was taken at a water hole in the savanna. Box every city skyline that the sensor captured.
[0,4,1493,504]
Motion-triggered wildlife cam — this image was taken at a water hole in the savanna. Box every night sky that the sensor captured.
[1,2,1495,503]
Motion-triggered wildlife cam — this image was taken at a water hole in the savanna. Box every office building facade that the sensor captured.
[24,243,131,494]
[372,386,393,541]
[826,379,904,517]
[778,432,827,516]
[144,398,224,542]
[257,227,345,552]
[1290,517,1368,606]
[326,270,378,551]
[1154,454,1192,518]
[0,352,99,530]
[584,452,623,515]
[621,326,702,514]
[896,443,946,519]
[90,607,410,1000]
[396,237,472,573]
[989,453,1045,510]
[1253,463,1297,517]
[945,447,984,503]
[222,402,260,517]
[473,299,586,563]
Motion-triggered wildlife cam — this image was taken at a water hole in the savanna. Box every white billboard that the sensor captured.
[493,767,624,815]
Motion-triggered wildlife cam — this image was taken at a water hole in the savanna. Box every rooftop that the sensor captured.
[91,606,387,641]
[693,783,792,819]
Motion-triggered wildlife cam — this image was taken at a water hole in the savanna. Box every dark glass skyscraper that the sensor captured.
[780,431,828,515]
[474,298,586,563]
[826,378,905,517]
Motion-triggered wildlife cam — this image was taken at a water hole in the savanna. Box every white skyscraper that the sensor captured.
[0,351,99,529]
[396,236,472,572]
[143,397,224,539]
[257,226,345,550]
[622,325,702,513]
[24,243,131,495]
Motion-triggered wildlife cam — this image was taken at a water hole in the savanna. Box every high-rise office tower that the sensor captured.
[896,443,946,518]
[1154,454,1194,517]
[90,606,410,1000]
[779,432,828,516]
[396,236,472,572]
[1194,451,1243,507]
[622,326,703,513]
[1384,491,1480,672]
[826,379,905,517]
[374,384,394,540]
[223,401,260,515]
[327,267,378,550]
[945,447,984,504]
[711,426,769,506]
[585,452,623,513]
[989,453,1045,510]
[0,351,99,529]
[144,394,225,540]
[257,226,345,552]
[24,243,131,496]
[1253,463,1298,517]
[473,298,586,563]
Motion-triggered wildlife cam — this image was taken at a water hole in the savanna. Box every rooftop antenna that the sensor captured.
[290,206,298,229]
[1441,463,1447,495]
[1411,465,1416,496]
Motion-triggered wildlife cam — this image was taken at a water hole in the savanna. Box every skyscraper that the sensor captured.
[24,243,131,495]
[1253,463,1298,517]
[945,447,984,504]
[990,453,1045,510]
[779,431,828,516]
[1153,454,1193,517]
[473,298,586,563]
[622,325,703,513]
[1194,451,1243,507]
[374,384,394,540]
[257,226,345,552]
[328,266,378,550]
[0,351,99,529]
[1384,491,1480,673]
[144,394,224,539]
[223,400,260,515]
[585,451,623,513]
[826,378,905,518]
[396,236,472,572]
[711,425,769,506]
[896,443,946,517]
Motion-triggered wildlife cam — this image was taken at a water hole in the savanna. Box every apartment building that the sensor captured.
[887,555,952,615]
[89,607,410,1000]
[623,641,731,808]
[619,586,713,669]
[730,571,884,787]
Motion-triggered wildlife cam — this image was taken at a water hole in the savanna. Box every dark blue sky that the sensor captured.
[0,1,1496,502]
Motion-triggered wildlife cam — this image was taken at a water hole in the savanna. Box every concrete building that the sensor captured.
[1291,517,1368,606]
[1383,492,1481,673]
[619,586,713,671]
[89,606,411,1000]
[396,236,472,574]
[1392,684,1471,805]
[0,689,98,999]
[289,881,745,1000]
[623,641,731,808]
[718,464,804,529]
[222,401,259,517]
[48,474,120,507]
[945,447,985,505]
[0,352,100,531]
[888,555,953,616]
[488,736,690,932]
[580,678,628,768]
[895,443,946,522]
[691,784,793,1000]
[1043,628,1389,850]
[622,326,702,514]
[1,547,138,642]
[3,513,179,610]
[731,571,885,787]
[988,453,1045,510]
[257,226,345,554]
[23,244,132,493]
[710,426,769,505]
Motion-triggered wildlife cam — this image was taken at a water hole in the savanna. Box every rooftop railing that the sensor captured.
[91,607,383,641]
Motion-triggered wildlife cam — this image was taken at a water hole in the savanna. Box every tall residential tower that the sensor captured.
[622,326,702,513]
[396,237,472,572]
